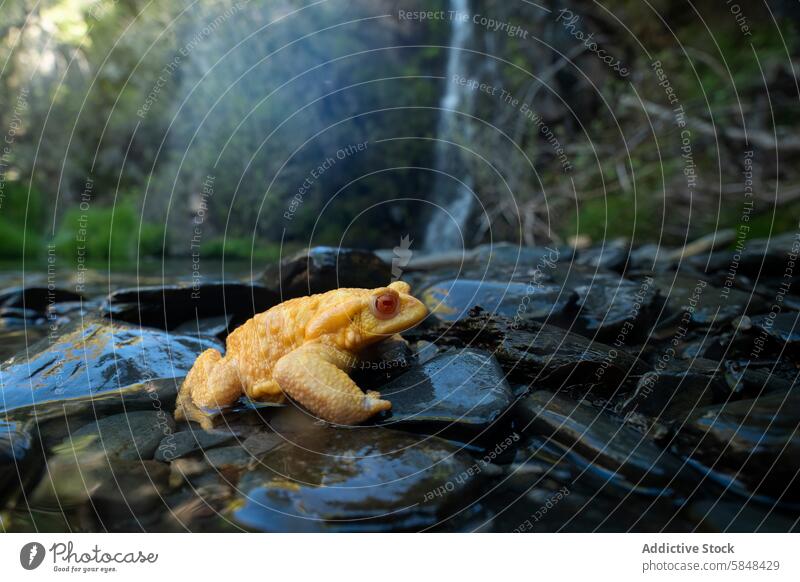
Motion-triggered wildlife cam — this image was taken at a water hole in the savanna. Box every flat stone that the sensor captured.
[204,445,253,470]
[518,391,692,495]
[102,282,278,330]
[377,349,513,429]
[155,429,236,462]
[674,390,800,503]
[0,318,218,414]
[65,411,175,461]
[233,428,480,531]
[422,279,576,323]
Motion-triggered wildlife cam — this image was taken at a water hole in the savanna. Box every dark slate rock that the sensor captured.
[570,273,661,342]
[620,370,723,422]
[472,242,568,278]
[404,312,648,390]
[421,279,576,324]
[0,286,84,312]
[673,390,800,503]
[102,282,278,330]
[575,239,630,272]
[155,429,236,462]
[749,313,800,346]
[0,327,47,362]
[495,319,647,387]
[173,314,235,339]
[377,349,513,429]
[29,448,171,529]
[351,336,414,389]
[204,445,254,470]
[63,411,176,461]
[233,428,480,531]
[0,318,218,414]
[722,360,795,397]
[653,273,768,327]
[518,391,693,495]
[260,247,391,299]
[695,232,800,279]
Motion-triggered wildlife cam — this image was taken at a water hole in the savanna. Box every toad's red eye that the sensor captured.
[372,292,399,319]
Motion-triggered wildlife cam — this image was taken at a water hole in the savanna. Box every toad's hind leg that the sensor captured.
[274,343,391,425]
[175,349,243,426]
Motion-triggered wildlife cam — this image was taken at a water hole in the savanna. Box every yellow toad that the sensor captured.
[175,281,427,426]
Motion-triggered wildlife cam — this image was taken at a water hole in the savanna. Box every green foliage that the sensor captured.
[200,237,282,262]
[0,181,45,257]
[741,201,800,240]
[0,217,42,258]
[54,196,141,263]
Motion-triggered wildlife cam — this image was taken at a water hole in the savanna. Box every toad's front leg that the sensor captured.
[273,343,391,424]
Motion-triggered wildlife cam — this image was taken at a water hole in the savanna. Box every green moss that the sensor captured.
[564,191,665,243]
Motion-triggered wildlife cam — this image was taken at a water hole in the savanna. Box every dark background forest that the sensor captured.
[1,0,799,266]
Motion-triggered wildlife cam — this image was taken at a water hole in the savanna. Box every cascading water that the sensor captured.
[424,0,475,250]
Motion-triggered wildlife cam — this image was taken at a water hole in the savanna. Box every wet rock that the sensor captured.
[422,279,576,324]
[749,313,800,346]
[570,273,661,342]
[204,446,253,471]
[102,282,278,331]
[154,429,236,462]
[0,422,38,507]
[722,360,795,397]
[64,411,175,461]
[406,312,648,390]
[351,335,414,389]
[28,447,171,530]
[620,370,724,422]
[696,232,800,279]
[233,428,480,531]
[173,314,235,339]
[472,242,567,278]
[673,390,800,502]
[377,349,513,429]
[0,327,47,361]
[260,247,391,299]
[575,239,630,272]
[653,273,767,328]
[518,391,693,495]
[0,286,84,312]
[241,431,284,456]
[497,319,646,387]
[0,318,218,414]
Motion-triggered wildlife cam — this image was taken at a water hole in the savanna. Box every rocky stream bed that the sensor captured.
[1,239,799,532]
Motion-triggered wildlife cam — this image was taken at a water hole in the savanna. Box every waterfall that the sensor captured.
[424,0,475,250]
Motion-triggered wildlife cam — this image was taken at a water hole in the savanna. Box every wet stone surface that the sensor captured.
[2,238,799,532]
[0,318,219,413]
[422,279,576,324]
[232,427,481,532]
[376,349,513,430]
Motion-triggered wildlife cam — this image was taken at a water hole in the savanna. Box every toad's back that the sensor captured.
[224,294,323,386]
